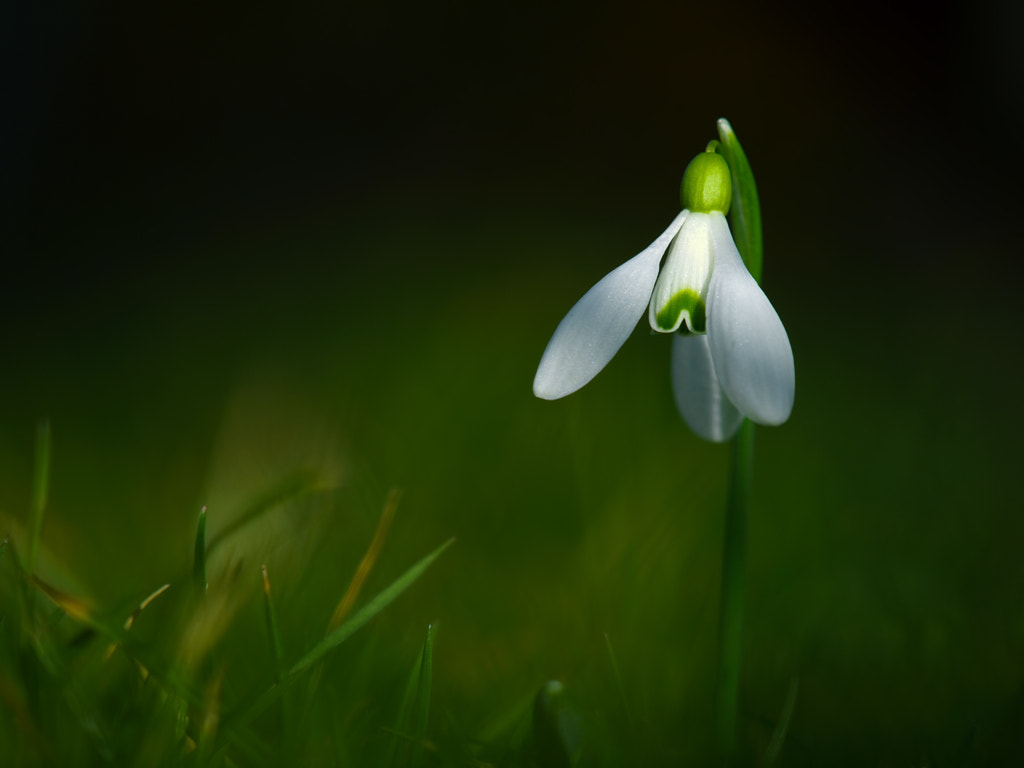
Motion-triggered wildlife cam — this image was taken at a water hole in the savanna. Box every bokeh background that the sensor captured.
[4,0,1024,764]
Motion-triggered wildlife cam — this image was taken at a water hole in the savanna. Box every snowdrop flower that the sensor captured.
[533,143,794,442]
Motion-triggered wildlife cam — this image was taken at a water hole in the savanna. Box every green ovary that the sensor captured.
[656,289,706,333]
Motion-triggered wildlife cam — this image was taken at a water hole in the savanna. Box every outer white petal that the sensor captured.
[706,213,795,425]
[533,210,688,399]
[671,333,744,442]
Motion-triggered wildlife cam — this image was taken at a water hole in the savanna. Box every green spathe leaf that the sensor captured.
[717,118,763,283]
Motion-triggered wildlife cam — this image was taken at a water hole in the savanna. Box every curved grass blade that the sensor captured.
[329,488,401,631]
[25,570,270,761]
[386,623,434,768]
[412,624,433,747]
[194,506,208,599]
[29,573,92,624]
[261,565,284,679]
[717,118,763,283]
[194,669,225,767]
[260,563,291,742]
[103,582,171,663]
[764,678,799,766]
[27,576,209,726]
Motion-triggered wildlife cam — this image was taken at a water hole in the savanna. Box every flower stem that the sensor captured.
[716,418,754,759]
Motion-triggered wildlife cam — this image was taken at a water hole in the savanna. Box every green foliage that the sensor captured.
[0,475,452,767]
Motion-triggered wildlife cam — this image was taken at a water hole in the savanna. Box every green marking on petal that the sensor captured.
[655,289,706,333]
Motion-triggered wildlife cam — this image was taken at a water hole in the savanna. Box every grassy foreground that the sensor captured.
[2,194,1023,766]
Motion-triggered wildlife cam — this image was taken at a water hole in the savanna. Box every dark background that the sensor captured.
[8,0,1022,281]
[6,0,1023,389]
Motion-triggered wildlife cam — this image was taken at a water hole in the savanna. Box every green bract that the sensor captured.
[716,118,762,282]
[680,145,732,214]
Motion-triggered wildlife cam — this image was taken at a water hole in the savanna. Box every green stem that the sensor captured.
[716,418,755,758]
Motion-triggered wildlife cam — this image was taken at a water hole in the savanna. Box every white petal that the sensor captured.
[534,211,689,399]
[671,333,744,442]
[706,213,795,425]
[648,212,713,334]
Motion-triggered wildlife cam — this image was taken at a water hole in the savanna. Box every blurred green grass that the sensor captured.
[2,188,1023,765]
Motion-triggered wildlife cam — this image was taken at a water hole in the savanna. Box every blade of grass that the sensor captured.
[301,487,402,738]
[28,419,51,574]
[125,583,173,631]
[329,488,401,632]
[28,570,215,743]
[25,557,271,764]
[260,565,284,679]
[386,623,434,768]
[763,678,798,766]
[29,574,92,624]
[291,538,453,678]
[31,578,202,708]
[194,506,208,600]
[194,669,224,768]
[103,583,171,662]
[603,632,632,730]
[223,537,455,736]
[412,624,433,746]
[261,563,291,743]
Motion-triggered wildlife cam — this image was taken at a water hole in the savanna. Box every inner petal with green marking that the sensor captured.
[655,289,706,333]
[648,212,713,335]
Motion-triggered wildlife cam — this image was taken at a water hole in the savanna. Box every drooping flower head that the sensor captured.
[533,121,794,442]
